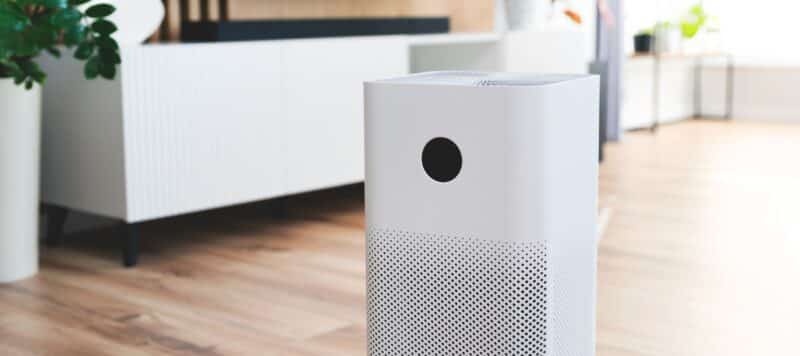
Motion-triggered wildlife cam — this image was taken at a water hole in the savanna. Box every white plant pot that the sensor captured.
[0,78,41,283]
[504,0,534,31]
[655,27,682,54]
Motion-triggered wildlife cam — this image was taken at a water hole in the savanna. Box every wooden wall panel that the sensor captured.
[448,0,495,33]
[159,0,494,41]
[226,0,449,20]
[225,0,493,33]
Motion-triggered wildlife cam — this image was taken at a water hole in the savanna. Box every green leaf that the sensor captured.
[2,61,23,78]
[43,0,69,8]
[0,11,31,32]
[9,62,26,84]
[18,0,69,8]
[0,63,11,78]
[46,47,61,58]
[29,25,59,48]
[680,4,709,39]
[84,55,100,79]
[25,78,33,90]
[91,19,117,35]
[95,35,118,49]
[74,41,94,59]
[69,0,92,5]
[0,40,11,58]
[85,4,115,18]
[98,48,120,64]
[1,2,29,16]
[19,60,41,76]
[50,8,82,27]
[99,60,115,79]
[31,70,46,84]
[15,39,39,57]
[2,33,25,56]
[63,24,86,46]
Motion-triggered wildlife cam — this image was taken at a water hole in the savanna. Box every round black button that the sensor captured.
[422,137,462,183]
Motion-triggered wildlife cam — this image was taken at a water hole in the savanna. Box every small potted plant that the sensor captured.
[679,3,710,53]
[654,21,681,54]
[502,0,536,31]
[0,0,120,283]
[634,28,653,54]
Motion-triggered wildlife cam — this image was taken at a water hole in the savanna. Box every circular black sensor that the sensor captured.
[422,137,462,183]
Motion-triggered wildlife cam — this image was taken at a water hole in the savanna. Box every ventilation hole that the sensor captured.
[367,229,549,356]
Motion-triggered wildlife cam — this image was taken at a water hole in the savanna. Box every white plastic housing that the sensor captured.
[364,71,599,356]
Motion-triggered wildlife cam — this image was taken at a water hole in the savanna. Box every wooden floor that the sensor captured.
[2,120,800,355]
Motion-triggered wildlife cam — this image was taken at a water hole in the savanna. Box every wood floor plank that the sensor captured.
[1,121,799,355]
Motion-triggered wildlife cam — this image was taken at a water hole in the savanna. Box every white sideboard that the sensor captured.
[39,29,588,266]
[41,36,409,224]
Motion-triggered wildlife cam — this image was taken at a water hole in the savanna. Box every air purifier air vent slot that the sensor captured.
[475,79,572,87]
[367,229,549,356]
[376,71,591,87]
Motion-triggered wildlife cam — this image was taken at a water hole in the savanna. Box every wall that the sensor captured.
[701,63,800,123]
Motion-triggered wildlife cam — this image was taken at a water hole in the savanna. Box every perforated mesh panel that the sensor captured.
[367,229,549,356]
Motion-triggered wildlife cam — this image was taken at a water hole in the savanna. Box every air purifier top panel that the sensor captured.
[365,72,599,243]
[375,71,593,87]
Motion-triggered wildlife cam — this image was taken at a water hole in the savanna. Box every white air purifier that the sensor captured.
[364,71,599,356]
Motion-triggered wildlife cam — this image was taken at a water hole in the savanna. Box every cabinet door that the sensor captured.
[283,36,408,194]
[122,42,285,221]
[621,58,656,130]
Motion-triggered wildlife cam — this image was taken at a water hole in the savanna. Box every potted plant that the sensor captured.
[679,3,710,53]
[501,0,535,31]
[0,0,120,283]
[654,21,681,54]
[634,28,653,54]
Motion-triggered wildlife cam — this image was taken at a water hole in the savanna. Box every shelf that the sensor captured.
[628,51,730,60]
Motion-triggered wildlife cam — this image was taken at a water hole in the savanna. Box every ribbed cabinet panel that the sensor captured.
[120,43,285,222]
[41,37,410,223]
[283,37,409,194]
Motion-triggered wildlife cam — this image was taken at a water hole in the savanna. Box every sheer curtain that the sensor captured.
[706,0,798,63]
[625,0,796,62]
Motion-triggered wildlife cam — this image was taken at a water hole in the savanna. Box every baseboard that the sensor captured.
[731,109,800,123]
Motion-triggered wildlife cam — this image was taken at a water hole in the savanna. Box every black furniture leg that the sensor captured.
[273,197,289,218]
[45,206,69,247]
[122,223,140,268]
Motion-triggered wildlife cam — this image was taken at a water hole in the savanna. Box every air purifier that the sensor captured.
[364,71,599,356]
